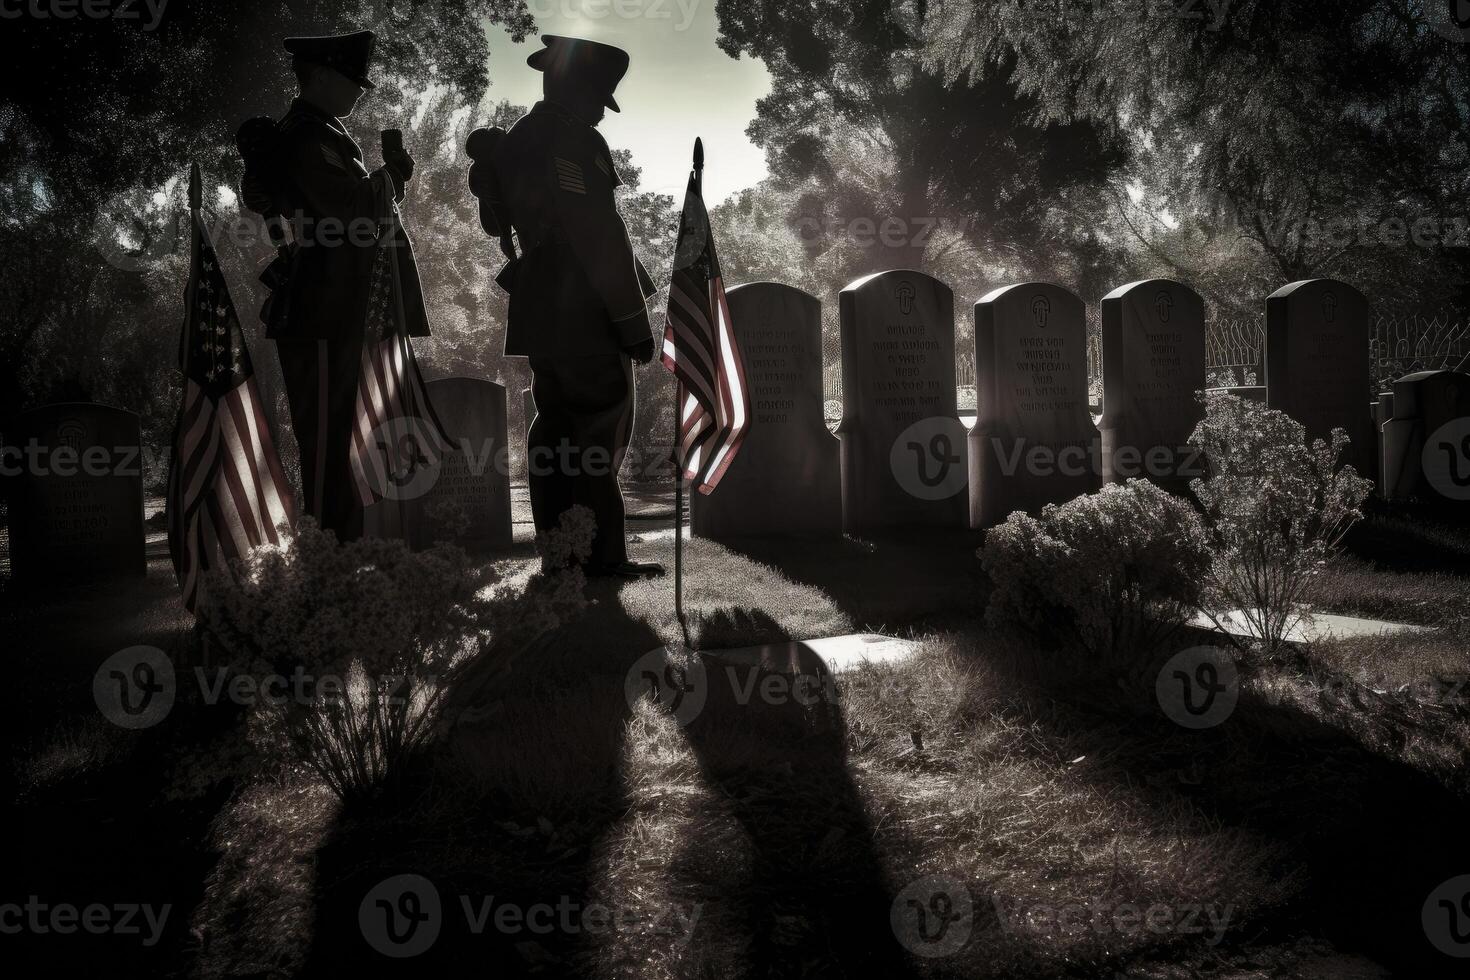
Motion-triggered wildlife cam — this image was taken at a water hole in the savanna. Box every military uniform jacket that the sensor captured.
[491,101,655,358]
[268,98,430,342]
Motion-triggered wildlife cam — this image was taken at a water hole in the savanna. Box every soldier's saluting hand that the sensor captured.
[471,35,664,579]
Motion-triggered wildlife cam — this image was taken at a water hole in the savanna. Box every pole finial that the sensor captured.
[188,162,202,212]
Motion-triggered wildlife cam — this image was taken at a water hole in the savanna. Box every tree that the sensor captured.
[715,0,1130,296]
[924,0,1470,314]
[0,1,535,430]
[0,0,534,213]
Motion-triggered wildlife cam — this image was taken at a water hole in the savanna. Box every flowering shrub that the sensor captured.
[1188,394,1373,656]
[982,480,1212,674]
[200,509,593,802]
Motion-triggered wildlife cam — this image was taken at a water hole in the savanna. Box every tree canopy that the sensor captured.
[922,0,1470,312]
[716,1,1130,298]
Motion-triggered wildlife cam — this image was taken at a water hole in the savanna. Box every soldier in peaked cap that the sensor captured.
[258,29,428,542]
[469,35,663,579]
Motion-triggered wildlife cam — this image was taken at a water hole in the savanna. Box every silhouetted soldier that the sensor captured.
[242,29,426,541]
[469,35,663,578]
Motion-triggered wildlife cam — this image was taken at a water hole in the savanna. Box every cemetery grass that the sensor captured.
[8,510,1470,977]
[182,609,1466,978]
[1302,501,1470,629]
[193,524,1468,975]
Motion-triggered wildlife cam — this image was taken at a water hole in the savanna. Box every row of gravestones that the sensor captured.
[0,377,515,586]
[5,275,1468,585]
[690,272,1470,537]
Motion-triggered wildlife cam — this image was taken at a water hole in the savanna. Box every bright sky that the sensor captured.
[482,1,772,204]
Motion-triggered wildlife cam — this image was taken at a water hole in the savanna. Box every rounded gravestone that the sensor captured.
[691,282,841,538]
[1381,369,1470,507]
[415,378,513,553]
[1266,279,1374,478]
[1098,279,1207,492]
[969,283,1100,529]
[5,403,146,585]
[836,270,967,533]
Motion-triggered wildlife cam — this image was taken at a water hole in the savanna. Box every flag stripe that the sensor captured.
[166,203,296,615]
[347,204,451,509]
[659,175,750,494]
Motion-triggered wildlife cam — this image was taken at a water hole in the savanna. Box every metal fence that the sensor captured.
[1371,312,1470,383]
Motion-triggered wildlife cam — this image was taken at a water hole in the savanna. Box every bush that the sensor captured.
[200,509,593,803]
[1189,394,1373,656]
[981,480,1212,676]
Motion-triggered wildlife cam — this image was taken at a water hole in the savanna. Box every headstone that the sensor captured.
[1266,280,1373,477]
[413,378,513,552]
[1381,370,1470,506]
[4,403,145,584]
[836,270,968,533]
[691,282,841,537]
[1099,279,1207,491]
[969,283,1100,528]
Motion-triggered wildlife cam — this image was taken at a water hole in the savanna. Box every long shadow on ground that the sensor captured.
[670,610,923,978]
[300,574,659,977]
[955,631,1470,978]
[301,576,926,977]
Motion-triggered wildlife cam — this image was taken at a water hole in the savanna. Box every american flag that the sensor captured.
[660,172,749,493]
[167,208,295,614]
[347,183,447,506]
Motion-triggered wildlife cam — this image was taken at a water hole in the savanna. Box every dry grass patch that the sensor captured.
[1302,556,1470,628]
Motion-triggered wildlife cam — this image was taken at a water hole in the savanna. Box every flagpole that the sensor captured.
[175,161,203,619]
[180,162,201,370]
[672,138,704,651]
